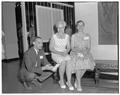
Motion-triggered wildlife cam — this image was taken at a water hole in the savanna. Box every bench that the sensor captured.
[43,42,118,84]
[94,60,118,84]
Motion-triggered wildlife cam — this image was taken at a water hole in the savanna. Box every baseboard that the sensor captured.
[2,58,20,63]
[100,79,119,83]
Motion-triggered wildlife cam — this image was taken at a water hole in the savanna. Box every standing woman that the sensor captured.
[49,21,71,89]
[66,20,95,91]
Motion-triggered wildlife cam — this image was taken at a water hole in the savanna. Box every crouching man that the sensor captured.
[19,36,54,89]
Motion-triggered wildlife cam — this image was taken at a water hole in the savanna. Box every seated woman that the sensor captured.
[66,20,95,91]
[49,21,71,89]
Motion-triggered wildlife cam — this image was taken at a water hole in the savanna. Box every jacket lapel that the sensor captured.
[30,47,38,66]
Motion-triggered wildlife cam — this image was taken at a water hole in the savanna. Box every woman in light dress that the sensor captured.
[66,20,95,91]
[49,21,71,89]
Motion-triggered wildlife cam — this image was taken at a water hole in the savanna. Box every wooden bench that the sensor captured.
[94,60,118,84]
[43,42,118,84]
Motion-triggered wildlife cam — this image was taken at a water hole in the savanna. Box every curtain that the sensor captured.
[98,2,118,45]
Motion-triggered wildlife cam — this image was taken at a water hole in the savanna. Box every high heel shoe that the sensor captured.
[77,87,82,92]
[66,82,74,91]
[58,81,66,89]
[74,82,82,92]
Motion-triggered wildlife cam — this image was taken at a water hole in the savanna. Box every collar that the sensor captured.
[34,48,38,55]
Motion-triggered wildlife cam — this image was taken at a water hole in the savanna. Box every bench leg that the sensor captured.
[94,68,100,84]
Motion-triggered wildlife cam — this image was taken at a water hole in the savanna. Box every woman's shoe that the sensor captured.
[74,82,82,92]
[77,87,82,92]
[66,82,74,91]
[58,81,66,89]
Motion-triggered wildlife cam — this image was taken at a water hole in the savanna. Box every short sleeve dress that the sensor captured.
[51,34,71,64]
[70,32,95,71]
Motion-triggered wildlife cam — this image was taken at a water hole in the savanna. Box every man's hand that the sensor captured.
[46,64,52,67]
[42,65,54,71]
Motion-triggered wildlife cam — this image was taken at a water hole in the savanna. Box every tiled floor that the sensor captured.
[2,60,119,93]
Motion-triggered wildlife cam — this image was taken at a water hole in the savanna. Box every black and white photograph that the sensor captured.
[2,1,119,93]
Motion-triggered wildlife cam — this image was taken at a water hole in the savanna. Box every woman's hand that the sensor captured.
[60,51,68,56]
[72,47,81,53]
[82,47,90,55]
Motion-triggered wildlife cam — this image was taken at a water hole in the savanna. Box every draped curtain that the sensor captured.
[98,2,118,45]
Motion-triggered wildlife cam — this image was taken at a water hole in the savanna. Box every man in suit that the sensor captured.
[20,36,54,89]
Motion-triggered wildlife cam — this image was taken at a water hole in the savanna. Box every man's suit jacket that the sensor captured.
[21,47,50,75]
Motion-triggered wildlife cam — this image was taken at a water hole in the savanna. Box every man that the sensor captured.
[19,36,54,89]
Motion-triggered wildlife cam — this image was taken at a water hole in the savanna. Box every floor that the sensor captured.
[2,60,119,93]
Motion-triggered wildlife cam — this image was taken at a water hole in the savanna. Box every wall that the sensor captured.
[2,2,18,59]
[75,2,117,60]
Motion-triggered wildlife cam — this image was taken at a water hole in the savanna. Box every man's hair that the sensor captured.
[32,36,42,43]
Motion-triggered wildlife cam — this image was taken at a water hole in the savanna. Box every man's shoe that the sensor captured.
[23,82,32,90]
[31,79,42,87]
